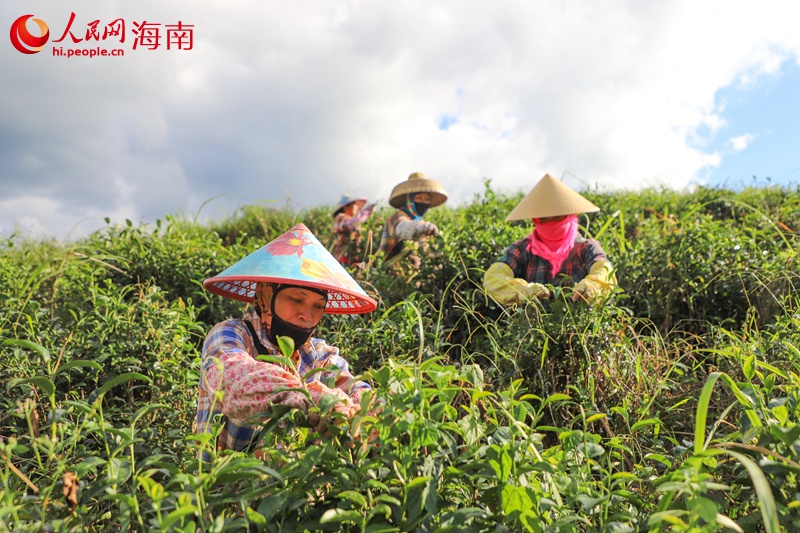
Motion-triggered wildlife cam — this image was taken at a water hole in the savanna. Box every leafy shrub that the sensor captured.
[2,182,800,531]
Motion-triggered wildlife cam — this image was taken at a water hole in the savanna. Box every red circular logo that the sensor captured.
[10,14,50,54]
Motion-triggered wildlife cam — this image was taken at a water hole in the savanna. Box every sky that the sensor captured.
[2,0,799,240]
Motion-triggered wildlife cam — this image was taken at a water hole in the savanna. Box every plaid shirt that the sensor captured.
[196,309,370,452]
[500,235,608,286]
[379,210,434,267]
[379,211,410,260]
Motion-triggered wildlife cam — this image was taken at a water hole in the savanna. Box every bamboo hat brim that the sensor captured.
[505,173,600,221]
[389,172,448,208]
[203,223,377,314]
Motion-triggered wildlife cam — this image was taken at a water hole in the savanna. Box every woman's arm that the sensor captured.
[201,320,310,421]
[337,205,374,232]
[394,219,438,240]
[305,340,371,416]
[483,262,550,306]
[571,259,617,304]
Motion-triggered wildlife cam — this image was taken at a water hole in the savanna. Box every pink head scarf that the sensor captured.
[526,215,579,278]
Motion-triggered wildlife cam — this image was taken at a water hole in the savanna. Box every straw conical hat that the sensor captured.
[388,172,448,208]
[333,195,367,216]
[505,173,600,221]
[203,223,377,314]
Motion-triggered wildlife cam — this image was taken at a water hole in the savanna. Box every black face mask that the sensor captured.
[414,202,430,217]
[269,312,315,349]
[268,284,327,349]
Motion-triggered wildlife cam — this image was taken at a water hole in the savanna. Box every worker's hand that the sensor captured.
[424,223,439,237]
[572,278,600,303]
[307,381,358,415]
[283,394,311,411]
[524,282,551,300]
[275,390,312,412]
[307,412,332,438]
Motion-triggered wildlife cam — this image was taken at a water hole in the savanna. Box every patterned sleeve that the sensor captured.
[332,213,347,234]
[335,208,371,234]
[202,320,310,421]
[333,213,354,233]
[307,339,371,403]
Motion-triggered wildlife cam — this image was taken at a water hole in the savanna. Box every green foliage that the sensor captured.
[2,182,800,531]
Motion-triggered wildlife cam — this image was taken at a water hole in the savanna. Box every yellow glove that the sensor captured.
[572,260,617,304]
[524,282,551,300]
[484,262,550,306]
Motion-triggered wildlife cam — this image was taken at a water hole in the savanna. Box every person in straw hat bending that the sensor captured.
[196,223,378,454]
[484,173,617,306]
[331,195,375,267]
[379,172,448,270]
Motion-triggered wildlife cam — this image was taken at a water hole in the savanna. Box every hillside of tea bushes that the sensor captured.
[2,181,800,532]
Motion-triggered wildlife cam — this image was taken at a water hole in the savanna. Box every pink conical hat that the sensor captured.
[203,223,377,314]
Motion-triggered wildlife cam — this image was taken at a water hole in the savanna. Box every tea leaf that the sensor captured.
[276,335,296,358]
[721,449,780,533]
[7,376,55,398]
[91,372,152,400]
[2,339,50,363]
[320,508,362,524]
[743,354,756,381]
[54,360,103,375]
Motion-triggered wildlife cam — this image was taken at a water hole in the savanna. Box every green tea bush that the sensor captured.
[2,182,800,531]
[86,218,245,327]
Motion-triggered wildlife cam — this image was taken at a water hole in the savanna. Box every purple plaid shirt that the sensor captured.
[500,235,608,286]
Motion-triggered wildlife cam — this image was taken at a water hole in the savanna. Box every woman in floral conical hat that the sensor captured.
[331,195,375,267]
[483,173,617,306]
[196,223,377,454]
[379,171,448,270]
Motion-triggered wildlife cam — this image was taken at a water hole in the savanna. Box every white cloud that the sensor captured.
[0,194,128,241]
[2,0,800,238]
[729,133,755,152]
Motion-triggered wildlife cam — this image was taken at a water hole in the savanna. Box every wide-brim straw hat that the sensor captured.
[203,223,377,314]
[333,195,367,216]
[388,172,448,209]
[505,173,600,221]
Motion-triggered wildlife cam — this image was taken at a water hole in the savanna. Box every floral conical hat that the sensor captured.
[204,223,377,314]
[505,173,600,220]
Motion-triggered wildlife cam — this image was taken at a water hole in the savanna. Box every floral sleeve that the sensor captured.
[202,320,311,421]
[305,339,371,409]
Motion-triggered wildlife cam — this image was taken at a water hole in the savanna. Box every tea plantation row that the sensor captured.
[1,182,799,531]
